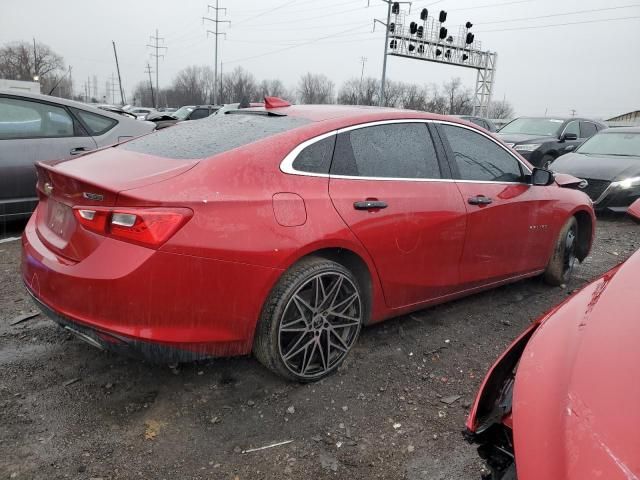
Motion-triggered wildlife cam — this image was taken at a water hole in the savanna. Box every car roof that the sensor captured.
[0,89,135,123]
[237,104,455,125]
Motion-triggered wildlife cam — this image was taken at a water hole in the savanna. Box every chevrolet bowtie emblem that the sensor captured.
[43,182,53,196]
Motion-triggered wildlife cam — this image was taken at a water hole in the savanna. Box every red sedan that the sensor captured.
[465,248,640,479]
[22,99,595,381]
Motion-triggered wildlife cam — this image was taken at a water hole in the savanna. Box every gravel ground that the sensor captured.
[1,215,638,480]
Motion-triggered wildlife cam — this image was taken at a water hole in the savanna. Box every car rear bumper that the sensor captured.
[21,214,283,361]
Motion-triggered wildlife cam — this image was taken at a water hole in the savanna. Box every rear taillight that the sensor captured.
[73,207,192,248]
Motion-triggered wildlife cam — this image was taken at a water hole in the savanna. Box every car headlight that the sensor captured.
[514,144,542,152]
[612,176,640,189]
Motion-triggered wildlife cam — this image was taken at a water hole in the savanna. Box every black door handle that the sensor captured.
[468,195,493,205]
[354,200,388,210]
[70,147,90,155]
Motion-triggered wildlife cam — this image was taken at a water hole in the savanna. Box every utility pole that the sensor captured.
[111,73,117,104]
[112,41,126,105]
[203,1,230,106]
[571,109,576,117]
[147,30,167,108]
[372,0,411,106]
[144,63,156,108]
[358,56,368,104]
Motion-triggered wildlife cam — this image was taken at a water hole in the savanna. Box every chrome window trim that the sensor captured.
[279,118,532,184]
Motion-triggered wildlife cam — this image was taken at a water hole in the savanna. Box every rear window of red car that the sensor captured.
[121,113,310,159]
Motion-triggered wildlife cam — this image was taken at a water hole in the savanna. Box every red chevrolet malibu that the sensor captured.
[465,248,640,479]
[22,99,595,381]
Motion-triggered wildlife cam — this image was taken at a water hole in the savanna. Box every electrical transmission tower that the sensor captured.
[144,63,156,108]
[203,1,230,105]
[147,30,167,108]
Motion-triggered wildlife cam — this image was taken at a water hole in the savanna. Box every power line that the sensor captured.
[225,22,370,65]
[479,14,640,32]
[146,29,167,108]
[233,0,301,26]
[238,4,380,28]
[479,4,640,25]
[450,0,533,11]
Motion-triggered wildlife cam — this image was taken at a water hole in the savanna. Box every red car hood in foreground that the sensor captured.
[512,251,640,479]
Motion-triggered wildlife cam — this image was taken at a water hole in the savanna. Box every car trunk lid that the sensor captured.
[34,149,198,261]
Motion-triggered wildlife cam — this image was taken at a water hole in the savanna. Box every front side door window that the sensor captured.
[439,123,553,284]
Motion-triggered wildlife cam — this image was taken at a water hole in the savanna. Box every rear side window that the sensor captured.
[0,96,74,139]
[580,121,597,138]
[121,113,311,159]
[441,124,523,183]
[292,136,336,174]
[331,123,441,179]
[73,109,117,136]
[190,109,210,120]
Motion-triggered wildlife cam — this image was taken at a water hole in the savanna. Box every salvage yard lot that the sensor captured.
[1,216,638,480]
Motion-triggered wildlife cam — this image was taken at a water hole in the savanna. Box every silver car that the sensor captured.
[0,91,156,221]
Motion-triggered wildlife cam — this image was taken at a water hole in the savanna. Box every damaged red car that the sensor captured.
[22,99,595,381]
[465,250,640,479]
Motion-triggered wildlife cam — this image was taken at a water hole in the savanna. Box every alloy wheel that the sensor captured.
[278,272,362,379]
[563,226,577,278]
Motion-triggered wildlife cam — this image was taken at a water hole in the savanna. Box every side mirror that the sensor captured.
[561,132,578,142]
[531,168,555,186]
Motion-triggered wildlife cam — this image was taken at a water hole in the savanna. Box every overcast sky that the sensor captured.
[1,0,639,118]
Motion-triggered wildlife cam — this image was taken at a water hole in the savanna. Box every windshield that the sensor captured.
[500,118,564,136]
[577,132,640,157]
[173,106,195,120]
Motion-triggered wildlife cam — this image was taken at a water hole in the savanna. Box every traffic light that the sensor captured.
[439,10,447,22]
[466,32,475,44]
[465,21,473,29]
[417,26,424,38]
[390,39,398,49]
[389,22,395,33]
[439,26,447,39]
[392,2,400,14]
[410,22,418,34]
[420,8,428,20]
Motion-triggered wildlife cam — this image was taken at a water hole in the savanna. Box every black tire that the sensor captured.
[253,256,365,382]
[544,217,578,286]
[541,154,555,169]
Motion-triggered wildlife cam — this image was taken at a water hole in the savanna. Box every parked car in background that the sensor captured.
[551,127,640,212]
[22,101,595,382]
[497,117,606,168]
[125,106,156,120]
[146,104,220,129]
[0,90,155,221]
[454,115,498,132]
[465,247,640,480]
[95,104,138,120]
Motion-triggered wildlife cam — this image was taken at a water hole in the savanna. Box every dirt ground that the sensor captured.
[1,215,638,480]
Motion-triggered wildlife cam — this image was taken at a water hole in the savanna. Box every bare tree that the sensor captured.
[172,65,214,105]
[488,99,514,119]
[442,77,473,115]
[400,83,429,111]
[297,73,335,104]
[0,40,67,95]
[258,79,286,98]
[221,67,258,104]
